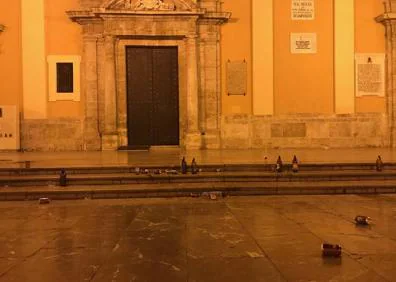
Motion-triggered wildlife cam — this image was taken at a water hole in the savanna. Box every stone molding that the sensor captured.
[67,6,230,23]
[376,13,396,22]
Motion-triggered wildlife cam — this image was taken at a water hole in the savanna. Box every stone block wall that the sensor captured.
[221,113,389,149]
[21,119,84,151]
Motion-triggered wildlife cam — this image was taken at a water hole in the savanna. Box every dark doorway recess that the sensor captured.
[125,46,180,149]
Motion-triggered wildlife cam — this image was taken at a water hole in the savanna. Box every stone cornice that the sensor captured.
[67,8,230,24]
[0,24,5,32]
[200,12,231,24]
[376,13,396,23]
[67,8,204,21]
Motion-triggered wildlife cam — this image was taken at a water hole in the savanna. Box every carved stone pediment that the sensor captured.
[101,0,197,11]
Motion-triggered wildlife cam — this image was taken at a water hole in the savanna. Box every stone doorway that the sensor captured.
[125,46,180,148]
[67,0,230,150]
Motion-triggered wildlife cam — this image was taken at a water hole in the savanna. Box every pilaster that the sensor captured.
[102,35,118,150]
[21,0,47,119]
[82,35,101,150]
[198,29,221,149]
[185,34,202,149]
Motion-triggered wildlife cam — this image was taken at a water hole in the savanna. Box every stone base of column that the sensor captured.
[84,138,101,151]
[101,134,119,151]
[185,132,202,150]
[201,131,221,149]
[84,128,101,151]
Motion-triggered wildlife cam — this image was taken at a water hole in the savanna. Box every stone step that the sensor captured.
[0,162,394,176]
[1,180,395,201]
[0,170,396,187]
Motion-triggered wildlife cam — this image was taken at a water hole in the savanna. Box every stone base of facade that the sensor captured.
[101,134,119,151]
[83,137,101,151]
[21,119,84,151]
[185,132,202,150]
[221,113,390,149]
[19,114,392,151]
[202,130,221,149]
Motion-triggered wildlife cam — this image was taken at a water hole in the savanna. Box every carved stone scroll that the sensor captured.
[101,0,196,11]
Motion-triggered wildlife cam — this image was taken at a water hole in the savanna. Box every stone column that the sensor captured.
[377,11,396,146]
[185,34,202,149]
[102,34,118,150]
[82,35,101,150]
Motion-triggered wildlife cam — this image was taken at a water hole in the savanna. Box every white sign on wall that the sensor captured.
[292,0,314,20]
[0,105,20,150]
[290,33,317,54]
[355,54,385,97]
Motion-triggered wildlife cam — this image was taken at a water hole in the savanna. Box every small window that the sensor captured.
[0,108,2,118]
[56,63,74,93]
[47,55,81,101]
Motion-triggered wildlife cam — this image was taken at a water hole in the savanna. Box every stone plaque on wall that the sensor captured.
[227,60,247,96]
[292,0,314,20]
[355,54,385,97]
[290,33,317,54]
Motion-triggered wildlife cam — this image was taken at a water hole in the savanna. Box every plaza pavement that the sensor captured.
[0,195,395,281]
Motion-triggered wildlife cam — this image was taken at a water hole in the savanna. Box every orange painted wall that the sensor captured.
[221,0,252,114]
[355,0,386,113]
[0,0,388,120]
[45,0,82,118]
[0,0,22,107]
[274,0,334,114]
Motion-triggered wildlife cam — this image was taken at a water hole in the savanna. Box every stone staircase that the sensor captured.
[0,163,395,200]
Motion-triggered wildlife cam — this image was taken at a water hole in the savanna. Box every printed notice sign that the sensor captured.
[355,54,385,97]
[292,0,314,20]
[290,33,317,54]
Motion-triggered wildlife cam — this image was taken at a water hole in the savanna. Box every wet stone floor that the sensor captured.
[0,195,396,282]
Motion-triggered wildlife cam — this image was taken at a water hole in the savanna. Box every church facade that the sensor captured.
[0,0,396,151]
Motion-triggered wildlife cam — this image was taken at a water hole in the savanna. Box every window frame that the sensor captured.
[47,55,81,101]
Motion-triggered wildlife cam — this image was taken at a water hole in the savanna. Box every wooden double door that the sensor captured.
[126,46,180,148]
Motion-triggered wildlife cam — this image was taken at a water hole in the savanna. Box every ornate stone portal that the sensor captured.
[68,0,230,150]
